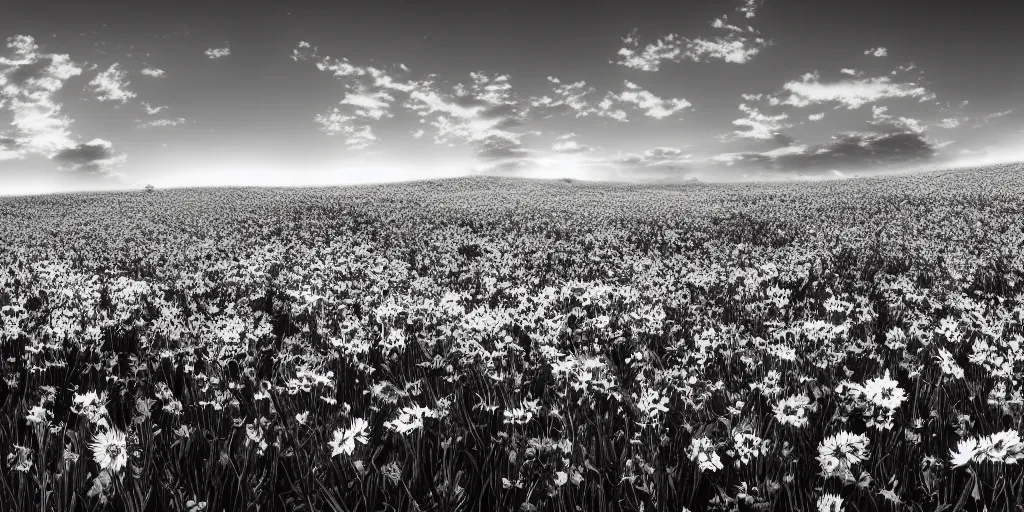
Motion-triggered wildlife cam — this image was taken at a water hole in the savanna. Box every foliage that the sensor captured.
[1,164,1024,511]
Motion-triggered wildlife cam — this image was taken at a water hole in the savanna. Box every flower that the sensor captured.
[7,445,33,472]
[89,429,128,473]
[385,405,436,434]
[817,493,843,512]
[774,394,813,428]
[688,436,723,472]
[329,417,370,457]
[817,431,870,479]
[977,430,1024,464]
[26,404,52,425]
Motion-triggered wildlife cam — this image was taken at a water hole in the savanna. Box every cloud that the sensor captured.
[87,63,136,104]
[0,135,21,160]
[204,47,231,59]
[314,109,377,149]
[529,76,597,118]
[711,17,745,33]
[339,90,396,120]
[615,24,770,70]
[52,138,127,174]
[868,105,926,134]
[140,67,165,78]
[141,102,168,115]
[293,42,425,149]
[475,133,530,160]
[685,34,769,63]
[983,109,1013,121]
[608,146,694,181]
[599,81,691,121]
[730,102,790,140]
[738,0,765,18]
[938,117,963,129]
[137,117,186,128]
[808,112,825,121]
[615,31,684,71]
[0,35,123,174]
[551,133,594,153]
[865,47,888,57]
[709,130,936,173]
[781,73,931,109]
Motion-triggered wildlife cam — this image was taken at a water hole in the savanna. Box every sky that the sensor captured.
[1,0,1022,194]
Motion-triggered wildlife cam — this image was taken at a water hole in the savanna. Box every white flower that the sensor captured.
[89,429,128,473]
[817,431,870,479]
[26,405,51,425]
[553,471,568,487]
[977,430,1024,463]
[386,405,436,434]
[329,417,370,457]
[936,349,965,379]
[774,394,812,427]
[688,436,723,472]
[862,370,907,411]
[817,492,843,512]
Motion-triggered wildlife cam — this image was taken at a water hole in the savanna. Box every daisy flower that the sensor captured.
[89,429,128,473]
[329,417,370,457]
[774,394,813,428]
[976,430,1024,464]
[816,493,843,512]
[817,431,870,479]
[950,438,978,468]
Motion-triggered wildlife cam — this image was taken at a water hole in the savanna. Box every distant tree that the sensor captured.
[145,184,155,193]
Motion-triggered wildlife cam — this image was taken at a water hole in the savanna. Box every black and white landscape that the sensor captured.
[2,1,1024,511]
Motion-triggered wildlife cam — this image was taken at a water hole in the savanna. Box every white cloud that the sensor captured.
[761,144,809,158]
[615,28,769,70]
[314,108,377,149]
[550,133,594,153]
[140,67,165,78]
[685,34,768,63]
[938,117,962,129]
[808,112,825,121]
[142,102,168,115]
[865,47,888,57]
[983,109,1013,121]
[615,31,684,71]
[552,139,593,153]
[138,117,186,128]
[412,129,425,138]
[600,81,691,121]
[529,76,596,118]
[0,35,125,173]
[738,0,765,18]
[205,47,231,59]
[87,63,136,104]
[340,89,396,120]
[840,68,858,76]
[712,17,745,33]
[731,102,790,140]
[781,75,931,109]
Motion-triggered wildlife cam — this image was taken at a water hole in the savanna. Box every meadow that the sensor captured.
[2,163,1024,512]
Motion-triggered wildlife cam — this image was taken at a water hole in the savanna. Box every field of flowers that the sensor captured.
[2,163,1024,512]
